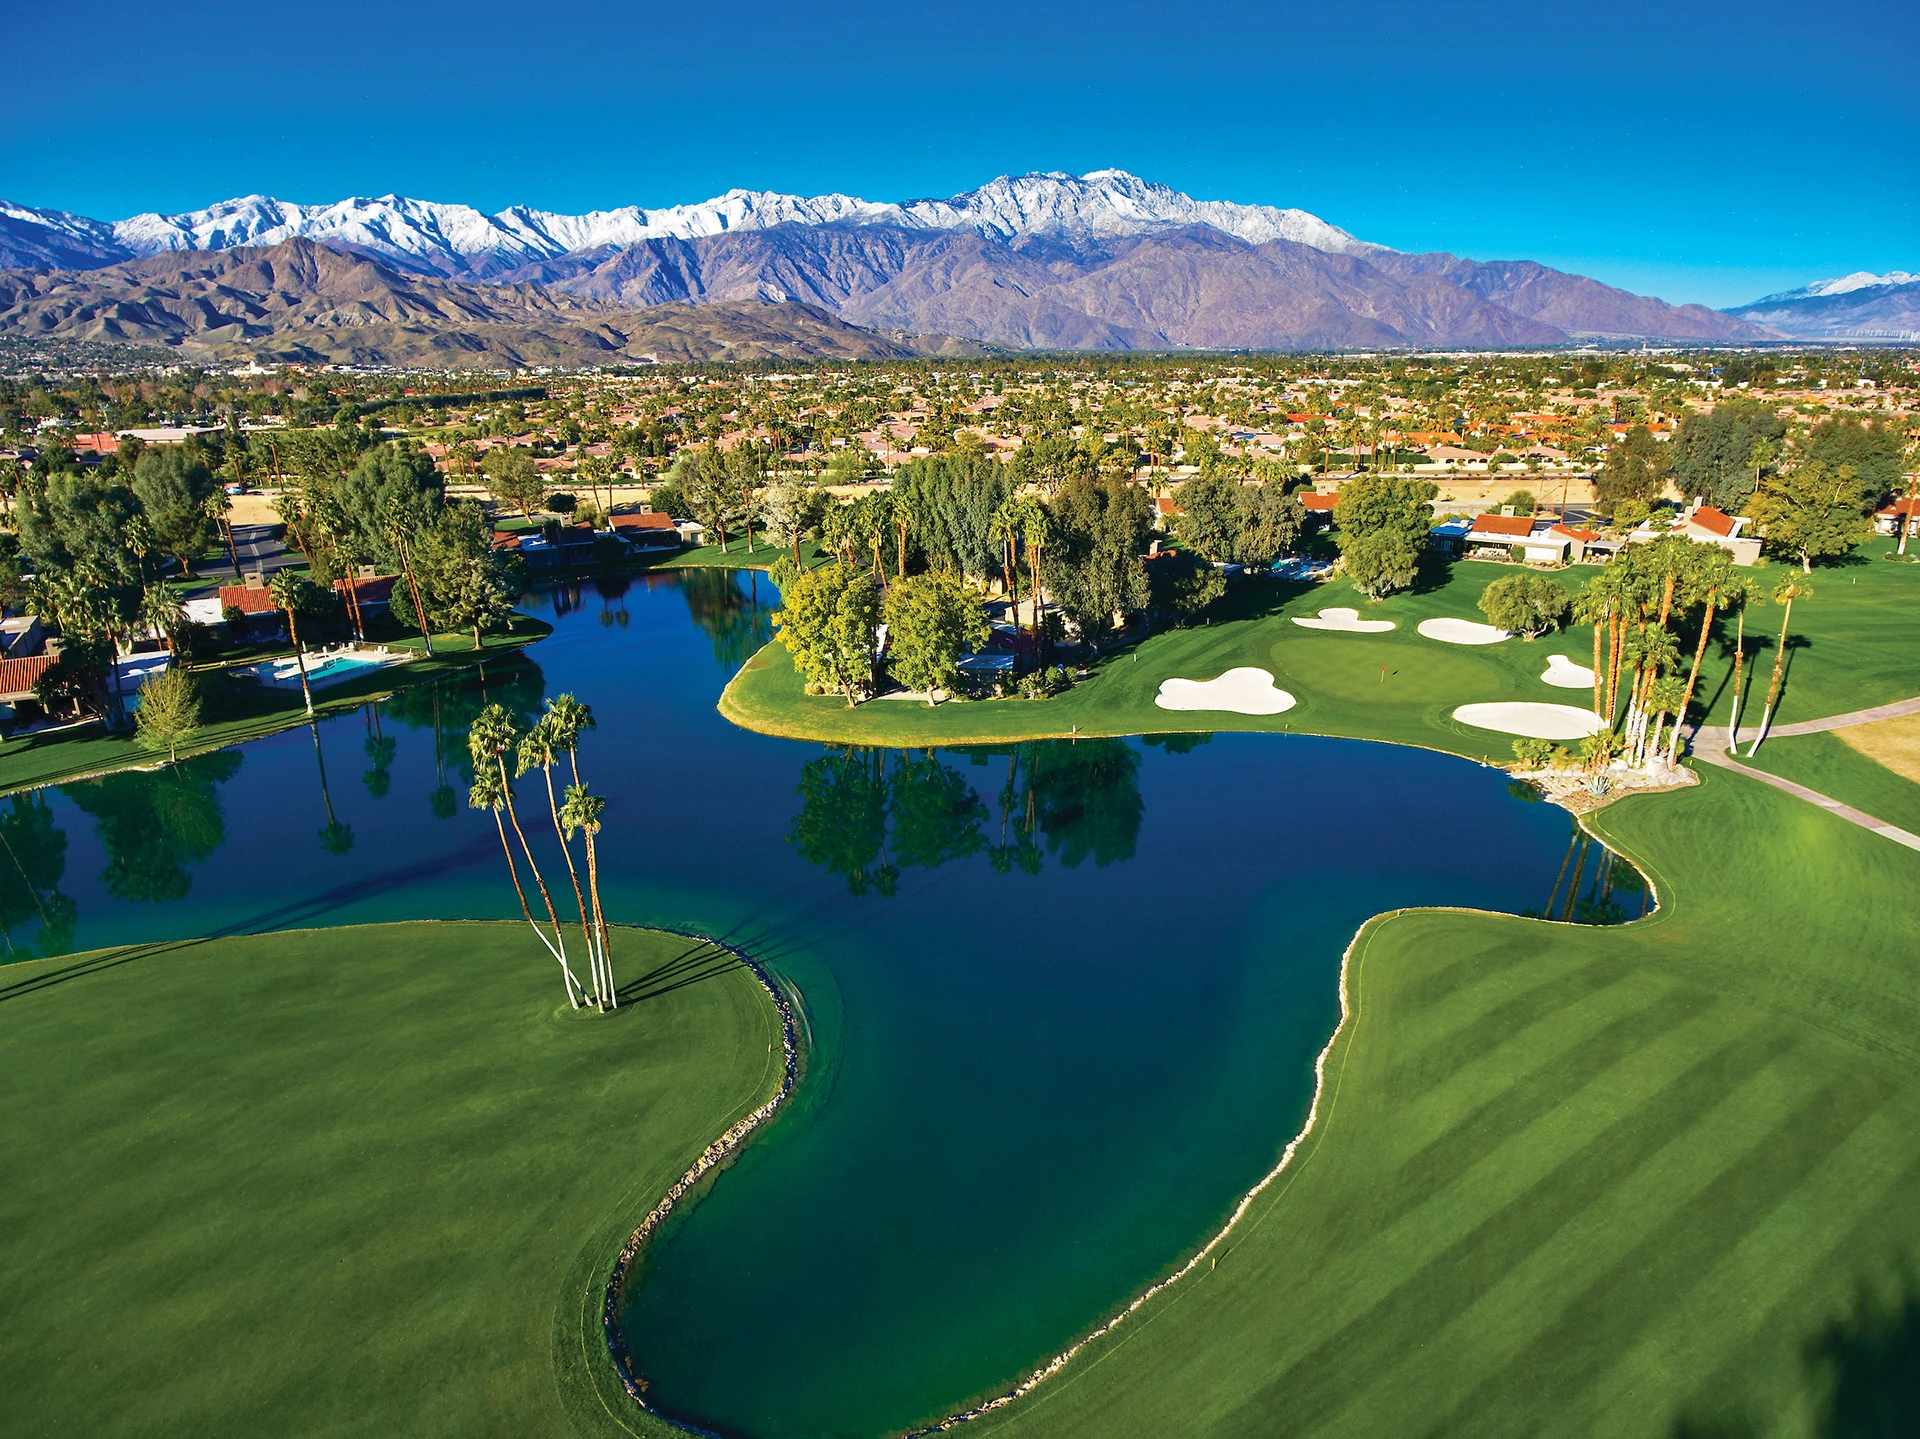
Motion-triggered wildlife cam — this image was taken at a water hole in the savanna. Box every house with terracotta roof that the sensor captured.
[608,511,683,550]
[1874,495,1919,539]
[1629,504,1762,566]
[1466,512,1575,564]
[1298,490,1338,530]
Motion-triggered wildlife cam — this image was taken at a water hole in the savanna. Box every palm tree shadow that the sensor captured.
[616,938,744,1004]
[1804,1266,1920,1436]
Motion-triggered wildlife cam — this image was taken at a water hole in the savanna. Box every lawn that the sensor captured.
[970,764,1920,1439]
[1735,729,1920,835]
[647,538,822,572]
[722,548,1920,758]
[0,921,785,1438]
[0,617,551,798]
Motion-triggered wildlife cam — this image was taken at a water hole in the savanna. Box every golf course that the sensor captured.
[3,548,1917,1437]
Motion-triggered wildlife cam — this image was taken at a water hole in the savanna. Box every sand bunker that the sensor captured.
[1454,702,1607,740]
[1155,668,1297,716]
[1292,607,1396,633]
[1541,654,1596,689]
[1418,617,1510,645]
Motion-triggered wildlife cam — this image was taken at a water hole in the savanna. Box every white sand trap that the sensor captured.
[1454,702,1606,740]
[1292,607,1396,633]
[1541,654,1596,689]
[1419,617,1510,645]
[1155,667,1297,716]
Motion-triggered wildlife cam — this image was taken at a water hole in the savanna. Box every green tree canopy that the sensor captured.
[19,471,142,590]
[772,561,881,706]
[1169,472,1241,562]
[1803,416,1906,498]
[337,441,444,567]
[130,448,216,577]
[1478,572,1571,639]
[1672,400,1787,512]
[882,571,989,703]
[1596,426,1673,514]
[893,451,1011,579]
[1333,475,1437,599]
[1750,459,1876,571]
[481,447,545,519]
[1045,475,1152,640]
[417,502,523,648]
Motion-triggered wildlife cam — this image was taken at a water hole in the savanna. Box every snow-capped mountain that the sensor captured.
[1,171,1379,278]
[1750,270,1917,303]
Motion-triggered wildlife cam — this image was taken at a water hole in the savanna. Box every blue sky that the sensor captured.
[6,0,1914,307]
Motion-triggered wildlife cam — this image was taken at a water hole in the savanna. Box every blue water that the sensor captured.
[0,567,1642,1437]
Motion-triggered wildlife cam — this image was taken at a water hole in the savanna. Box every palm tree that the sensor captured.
[468,704,569,970]
[267,571,315,718]
[559,783,613,1010]
[469,768,583,1007]
[1724,578,1758,753]
[1644,675,1689,771]
[517,715,603,1009]
[989,500,1022,606]
[1667,550,1735,766]
[139,585,186,654]
[1747,573,1813,755]
[543,693,597,787]
[1572,575,1615,722]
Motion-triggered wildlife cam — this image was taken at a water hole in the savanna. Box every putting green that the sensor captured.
[0,922,784,1438]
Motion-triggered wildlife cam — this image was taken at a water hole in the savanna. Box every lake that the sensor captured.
[0,568,1644,1437]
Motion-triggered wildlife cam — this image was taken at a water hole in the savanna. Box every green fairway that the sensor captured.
[969,765,1920,1439]
[723,548,1920,757]
[0,922,784,1438]
[1735,730,1920,835]
[0,618,552,799]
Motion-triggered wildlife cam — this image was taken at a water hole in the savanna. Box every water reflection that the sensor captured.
[1524,829,1649,926]
[788,738,1151,896]
[0,793,74,956]
[678,567,775,672]
[60,751,243,906]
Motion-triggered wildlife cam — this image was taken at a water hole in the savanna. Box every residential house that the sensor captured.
[1299,491,1338,529]
[1635,504,1762,566]
[608,511,683,551]
[1874,496,1919,539]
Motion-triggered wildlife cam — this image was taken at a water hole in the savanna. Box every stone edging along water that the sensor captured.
[601,818,1657,1437]
[601,928,801,1433]
[899,813,1660,1436]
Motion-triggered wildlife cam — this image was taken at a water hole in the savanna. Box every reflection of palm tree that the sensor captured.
[427,683,456,819]
[362,703,395,799]
[308,721,354,855]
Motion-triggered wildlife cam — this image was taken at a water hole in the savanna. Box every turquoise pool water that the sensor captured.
[0,568,1643,1436]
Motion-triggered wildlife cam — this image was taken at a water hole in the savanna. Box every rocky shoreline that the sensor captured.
[601,929,801,1434]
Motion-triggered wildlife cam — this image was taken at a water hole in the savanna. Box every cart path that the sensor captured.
[1722,693,1920,744]
[1693,745,1920,853]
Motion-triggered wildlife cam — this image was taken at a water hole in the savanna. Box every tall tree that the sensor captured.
[771,562,881,706]
[1333,475,1438,600]
[882,571,989,703]
[266,571,316,718]
[468,768,583,1008]
[1749,459,1876,571]
[130,448,216,578]
[1746,573,1812,755]
[559,783,613,1009]
[469,703,574,984]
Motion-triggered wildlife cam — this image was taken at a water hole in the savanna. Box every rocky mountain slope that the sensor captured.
[0,171,1782,349]
[0,240,971,366]
[1724,271,1920,342]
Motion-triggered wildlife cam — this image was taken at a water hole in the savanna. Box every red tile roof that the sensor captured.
[1550,524,1599,542]
[0,654,53,698]
[1469,513,1536,537]
[1154,496,1179,516]
[217,585,280,615]
[1300,491,1338,511]
[333,575,398,604]
[610,511,677,531]
[1876,496,1920,518]
[1687,505,1737,537]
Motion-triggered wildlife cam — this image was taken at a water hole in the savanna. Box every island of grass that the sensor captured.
[0,920,787,1438]
[0,616,552,798]
[721,547,1920,765]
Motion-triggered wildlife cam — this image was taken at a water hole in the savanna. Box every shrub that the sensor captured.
[545,491,577,514]
[1512,736,1555,767]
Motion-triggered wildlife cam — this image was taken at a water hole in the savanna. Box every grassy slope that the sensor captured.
[975,766,1920,1439]
[0,921,783,1438]
[0,619,550,798]
[1735,730,1920,835]
[722,549,1920,757]
[647,538,822,573]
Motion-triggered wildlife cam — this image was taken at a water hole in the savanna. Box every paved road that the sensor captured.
[1687,695,1920,852]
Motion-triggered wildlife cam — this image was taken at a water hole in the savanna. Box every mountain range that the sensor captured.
[1723,270,1920,343]
[0,170,1890,357]
[0,241,974,366]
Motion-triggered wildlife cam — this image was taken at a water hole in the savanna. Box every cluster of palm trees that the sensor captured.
[466,694,616,1011]
[1572,536,1812,774]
